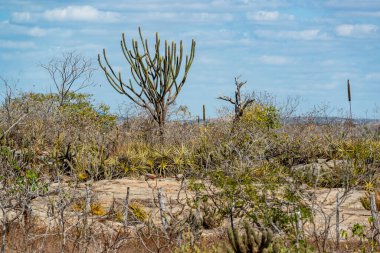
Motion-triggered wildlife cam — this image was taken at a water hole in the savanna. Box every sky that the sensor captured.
[0,0,380,118]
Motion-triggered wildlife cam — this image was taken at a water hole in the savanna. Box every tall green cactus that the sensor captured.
[227,223,279,253]
[98,27,196,136]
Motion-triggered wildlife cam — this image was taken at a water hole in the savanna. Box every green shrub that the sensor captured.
[129,202,147,222]
[240,104,280,130]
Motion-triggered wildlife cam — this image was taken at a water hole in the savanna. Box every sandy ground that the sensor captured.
[26,177,371,240]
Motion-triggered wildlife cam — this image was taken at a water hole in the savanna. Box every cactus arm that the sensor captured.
[244,223,255,252]
[122,32,161,106]
[99,52,147,108]
[258,229,273,253]
[228,228,238,252]
[167,40,195,105]
[234,228,247,253]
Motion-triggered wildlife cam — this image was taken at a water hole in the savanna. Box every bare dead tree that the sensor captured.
[0,76,17,125]
[0,76,27,141]
[218,76,254,120]
[41,51,95,106]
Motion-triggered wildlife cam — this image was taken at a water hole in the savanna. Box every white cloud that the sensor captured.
[181,29,252,47]
[28,27,47,37]
[11,11,33,22]
[96,1,209,12]
[42,5,120,22]
[239,0,289,8]
[0,21,72,38]
[192,12,234,22]
[125,12,234,23]
[259,55,291,65]
[256,29,324,40]
[0,40,35,49]
[336,24,378,37]
[99,0,287,12]
[26,27,73,38]
[11,6,121,23]
[202,38,253,46]
[248,11,279,21]
[39,6,233,24]
[246,10,294,21]
[211,0,234,7]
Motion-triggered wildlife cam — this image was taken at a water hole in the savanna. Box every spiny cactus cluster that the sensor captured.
[227,223,279,253]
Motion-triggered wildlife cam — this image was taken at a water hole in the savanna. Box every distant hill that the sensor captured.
[282,116,380,125]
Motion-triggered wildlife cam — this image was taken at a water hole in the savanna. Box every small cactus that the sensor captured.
[227,223,278,253]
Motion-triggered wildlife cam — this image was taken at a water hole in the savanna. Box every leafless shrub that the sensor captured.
[42,51,95,106]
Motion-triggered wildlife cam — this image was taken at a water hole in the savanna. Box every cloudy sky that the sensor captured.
[0,0,379,118]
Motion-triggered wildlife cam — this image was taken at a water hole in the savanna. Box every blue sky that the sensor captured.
[0,0,379,118]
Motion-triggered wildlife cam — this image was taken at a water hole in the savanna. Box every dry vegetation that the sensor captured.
[1,81,380,252]
[1,32,380,253]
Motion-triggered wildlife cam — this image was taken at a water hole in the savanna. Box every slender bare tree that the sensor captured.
[0,76,17,124]
[42,51,95,106]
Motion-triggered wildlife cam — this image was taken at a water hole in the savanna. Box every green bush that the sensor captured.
[240,104,280,130]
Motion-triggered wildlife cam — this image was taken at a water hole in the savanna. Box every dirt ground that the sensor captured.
[27,177,371,243]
